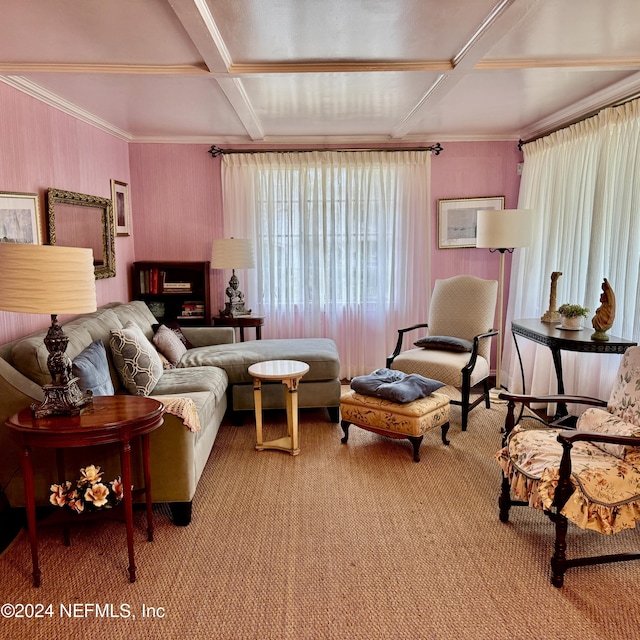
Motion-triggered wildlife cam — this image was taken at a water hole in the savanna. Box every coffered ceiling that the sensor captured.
[1,0,640,145]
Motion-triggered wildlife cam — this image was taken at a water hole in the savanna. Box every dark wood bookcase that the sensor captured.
[132,261,211,325]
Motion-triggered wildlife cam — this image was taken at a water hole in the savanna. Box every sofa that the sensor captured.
[0,301,341,525]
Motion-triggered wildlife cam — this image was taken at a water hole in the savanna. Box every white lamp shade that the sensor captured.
[211,238,255,269]
[476,209,533,249]
[0,243,97,315]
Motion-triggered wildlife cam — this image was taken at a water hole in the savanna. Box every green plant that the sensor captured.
[558,303,590,318]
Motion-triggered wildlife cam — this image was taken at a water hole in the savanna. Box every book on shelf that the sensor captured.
[178,301,205,319]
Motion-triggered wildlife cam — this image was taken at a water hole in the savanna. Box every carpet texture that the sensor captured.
[1,402,639,640]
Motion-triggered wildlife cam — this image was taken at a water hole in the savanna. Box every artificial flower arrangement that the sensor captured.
[50,465,124,514]
[557,303,590,318]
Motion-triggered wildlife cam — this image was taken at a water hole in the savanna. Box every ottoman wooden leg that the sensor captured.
[441,422,450,445]
[407,435,423,462]
[340,420,350,444]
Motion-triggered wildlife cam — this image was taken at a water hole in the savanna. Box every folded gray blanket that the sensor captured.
[350,368,445,403]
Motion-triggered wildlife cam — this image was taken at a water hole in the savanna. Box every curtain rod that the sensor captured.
[208,143,443,158]
[518,92,640,150]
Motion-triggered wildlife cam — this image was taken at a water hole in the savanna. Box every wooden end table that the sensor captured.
[5,396,164,587]
[248,360,309,456]
[211,315,264,341]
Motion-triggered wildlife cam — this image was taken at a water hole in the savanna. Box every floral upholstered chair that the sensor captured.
[496,346,640,587]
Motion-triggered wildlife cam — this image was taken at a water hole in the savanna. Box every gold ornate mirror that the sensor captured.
[46,188,116,279]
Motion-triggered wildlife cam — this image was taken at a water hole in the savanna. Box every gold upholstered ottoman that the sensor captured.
[339,390,450,462]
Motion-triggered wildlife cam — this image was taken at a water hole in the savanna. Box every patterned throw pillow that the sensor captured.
[152,323,187,366]
[577,407,640,461]
[110,321,163,396]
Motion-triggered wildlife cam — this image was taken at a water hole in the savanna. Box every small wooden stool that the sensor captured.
[340,390,450,462]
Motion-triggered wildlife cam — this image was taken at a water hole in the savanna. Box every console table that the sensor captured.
[212,315,264,341]
[5,396,164,587]
[511,318,637,418]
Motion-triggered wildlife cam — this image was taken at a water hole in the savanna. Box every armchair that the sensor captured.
[496,346,640,587]
[386,275,498,430]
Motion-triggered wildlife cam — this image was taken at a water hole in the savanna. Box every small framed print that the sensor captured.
[0,191,42,244]
[437,196,505,249]
[111,179,131,236]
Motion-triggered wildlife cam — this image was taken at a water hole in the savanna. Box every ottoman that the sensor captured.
[339,390,450,462]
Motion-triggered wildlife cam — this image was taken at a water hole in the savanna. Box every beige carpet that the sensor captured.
[1,402,640,640]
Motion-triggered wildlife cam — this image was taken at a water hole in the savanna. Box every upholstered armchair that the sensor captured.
[386,275,498,431]
[496,346,640,587]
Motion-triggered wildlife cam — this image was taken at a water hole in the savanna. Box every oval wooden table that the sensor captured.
[5,396,164,587]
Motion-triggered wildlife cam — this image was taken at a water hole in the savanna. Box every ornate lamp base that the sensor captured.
[32,380,93,418]
[31,313,94,418]
[220,301,252,318]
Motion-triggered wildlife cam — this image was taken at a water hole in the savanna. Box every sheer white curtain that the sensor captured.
[504,100,640,406]
[222,150,431,379]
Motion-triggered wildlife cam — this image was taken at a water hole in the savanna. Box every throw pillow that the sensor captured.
[152,323,187,366]
[351,368,445,403]
[72,339,115,396]
[577,407,640,462]
[110,321,163,396]
[414,336,473,352]
[152,321,194,349]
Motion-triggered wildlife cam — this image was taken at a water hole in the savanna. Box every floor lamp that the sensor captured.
[476,209,532,402]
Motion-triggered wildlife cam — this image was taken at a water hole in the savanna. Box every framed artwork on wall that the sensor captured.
[111,179,131,236]
[437,196,504,249]
[0,191,41,245]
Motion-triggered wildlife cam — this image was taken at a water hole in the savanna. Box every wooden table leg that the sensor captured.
[21,445,41,587]
[55,448,70,547]
[120,439,136,583]
[254,377,264,450]
[142,433,154,543]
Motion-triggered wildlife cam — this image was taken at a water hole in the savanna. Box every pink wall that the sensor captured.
[0,79,523,357]
[0,82,133,342]
[128,144,225,302]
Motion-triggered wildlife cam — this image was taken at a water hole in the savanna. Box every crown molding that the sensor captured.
[0,76,132,141]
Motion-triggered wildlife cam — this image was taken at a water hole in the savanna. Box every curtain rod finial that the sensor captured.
[208,145,225,158]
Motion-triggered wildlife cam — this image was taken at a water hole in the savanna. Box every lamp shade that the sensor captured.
[476,209,532,249]
[211,238,255,269]
[0,243,97,315]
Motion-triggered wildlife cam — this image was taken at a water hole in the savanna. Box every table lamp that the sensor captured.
[476,209,532,402]
[211,238,256,317]
[0,243,97,417]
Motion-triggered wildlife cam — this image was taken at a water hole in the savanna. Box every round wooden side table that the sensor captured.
[248,360,309,456]
[5,396,164,587]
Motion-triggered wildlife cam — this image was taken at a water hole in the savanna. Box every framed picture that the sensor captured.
[111,179,131,236]
[437,196,504,249]
[0,191,41,244]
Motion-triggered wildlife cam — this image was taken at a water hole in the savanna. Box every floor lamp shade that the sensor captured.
[0,243,97,417]
[476,209,532,250]
[476,209,532,400]
[211,238,256,317]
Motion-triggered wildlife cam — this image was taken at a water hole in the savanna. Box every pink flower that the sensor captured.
[79,465,103,486]
[68,493,85,514]
[110,477,124,502]
[85,483,110,508]
[49,481,72,507]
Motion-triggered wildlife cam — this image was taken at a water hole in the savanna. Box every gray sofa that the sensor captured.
[0,301,341,525]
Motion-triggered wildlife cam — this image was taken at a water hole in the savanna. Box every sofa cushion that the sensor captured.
[110,321,164,396]
[11,324,94,387]
[179,338,340,384]
[151,366,228,398]
[72,339,115,396]
[153,324,187,366]
[110,300,159,341]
